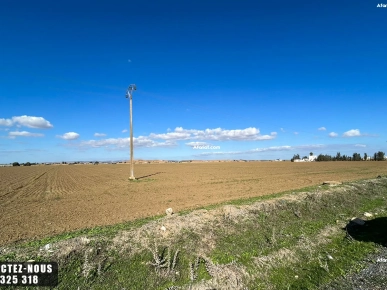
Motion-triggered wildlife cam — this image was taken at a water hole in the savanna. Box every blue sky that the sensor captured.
[1,0,386,163]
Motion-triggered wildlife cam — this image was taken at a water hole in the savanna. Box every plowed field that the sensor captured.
[1,162,386,246]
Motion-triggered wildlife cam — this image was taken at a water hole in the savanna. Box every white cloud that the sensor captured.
[329,132,338,138]
[252,145,293,152]
[150,127,276,141]
[252,144,324,153]
[80,136,176,149]
[294,132,299,135]
[75,127,277,151]
[355,144,366,148]
[122,129,128,133]
[0,119,13,126]
[57,132,80,140]
[343,129,361,137]
[8,131,44,138]
[318,127,326,131]
[194,144,326,156]
[0,116,53,129]
[280,128,285,132]
[94,133,106,137]
[185,142,210,147]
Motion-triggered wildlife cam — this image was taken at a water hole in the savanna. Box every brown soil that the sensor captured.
[0,161,386,246]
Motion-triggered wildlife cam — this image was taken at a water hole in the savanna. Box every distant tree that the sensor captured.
[316,154,324,161]
[12,162,20,166]
[24,162,31,166]
[364,153,368,161]
[376,151,385,161]
[352,153,361,161]
[94,161,99,165]
[302,156,308,160]
[310,152,313,156]
[291,154,300,162]
[374,153,377,161]
[336,152,341,161]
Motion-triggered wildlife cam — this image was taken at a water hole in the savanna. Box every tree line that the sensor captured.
[12,162,37,166]
[291,151,385,162]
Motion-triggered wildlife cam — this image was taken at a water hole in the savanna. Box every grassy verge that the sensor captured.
[0,177,386,289]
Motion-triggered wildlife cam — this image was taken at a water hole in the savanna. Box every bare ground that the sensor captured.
[1,161,386,246]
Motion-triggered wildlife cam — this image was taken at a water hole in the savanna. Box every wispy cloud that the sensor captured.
[80,136,176,150]
[0,115,53,129]
[280,128,285,132]
[185,142,211,147]
[0,119,13,126]
[193,144,326,157]
[122,129,128,133]
[318,127,326,131]
[0,148,44,154]
[57,132,80,140]
[94,133,106,137]
[329,132,338,138]
[8,131,44,138]
[74,127,277,151]
[149,127,277,141]
[354,144,366,148]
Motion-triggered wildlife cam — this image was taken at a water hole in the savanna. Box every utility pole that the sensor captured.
[126,84,136,180]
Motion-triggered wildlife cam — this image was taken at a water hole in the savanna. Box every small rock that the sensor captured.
[364,212,373,218]
[327,254,333,260]
[40,243,51,251]
[294,211,301,218]
[166,208,173,216]
[27,260,35,263]
[80,237,90,244]
[160,226,166,232]
[351,218,365,226]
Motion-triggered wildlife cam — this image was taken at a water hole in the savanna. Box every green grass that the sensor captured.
[1,177,386,289]
[11,213,165,250]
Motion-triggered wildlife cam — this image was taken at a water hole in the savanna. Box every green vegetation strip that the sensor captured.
[1,178,386,289]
